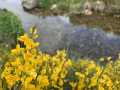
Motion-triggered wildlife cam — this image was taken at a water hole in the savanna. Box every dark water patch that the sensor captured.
[59,27,120,60]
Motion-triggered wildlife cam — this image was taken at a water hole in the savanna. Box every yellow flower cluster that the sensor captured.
[0,25,72,90]
[69,59,120,90]
[0,25,120,90]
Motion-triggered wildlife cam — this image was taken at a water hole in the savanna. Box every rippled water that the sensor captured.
[0,0,120,59]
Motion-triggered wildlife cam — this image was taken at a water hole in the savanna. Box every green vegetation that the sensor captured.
[37,0,120,14]
[38,0,52,9]
[0,10,25,45]
[0,26,120,90]
[38,0,80,9]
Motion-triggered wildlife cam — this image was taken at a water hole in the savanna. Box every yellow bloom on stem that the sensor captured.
[5,62,10,66]
[22,77,33,89]
[69,82,77,90]
[30,27,37,34]
[32,42,39,48]
[116,81,119,84]
[119,54,120,60]
[24,39,34,46]
[24,39,34,49]
[24,53,31,61]
[11,44,24,54]
[59,79,63,86]
[99,57,104,61]
[18,33,28,42]
[64,80,67,82]
[33,35,38,39]
[107,57,111,61]
[39,51,42,54]
[41,69,46,75]
[75,72,85,78]
[37,75,49,87]
[64,59,72,67]
[60,88,63,90]
[60,72,65,79]
[26,45,31,50]
[15,69,21,75]
[30,28,33,33]
[75,72,79,76]
[26,84,35,90]
[11,58,20,66]
[30,49,36,54]
[51,74,58,81]
[34,29,37,34]
[30,69,37,79]
[98,84,104,90]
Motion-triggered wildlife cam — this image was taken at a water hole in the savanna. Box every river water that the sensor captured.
[0,0,120,60]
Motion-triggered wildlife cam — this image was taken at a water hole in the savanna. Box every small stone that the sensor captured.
[84,9,92,15]
[51,4,57,9]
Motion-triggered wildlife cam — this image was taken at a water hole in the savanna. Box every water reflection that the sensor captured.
[69,13,120,36]
[0,0,120,59]
[59,27,120,59]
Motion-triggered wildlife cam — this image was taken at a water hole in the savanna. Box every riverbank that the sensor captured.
[69,12,120,36]
[37,0,120,14]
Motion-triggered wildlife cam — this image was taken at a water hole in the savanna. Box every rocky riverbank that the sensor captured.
[69,12,120,36]
[22,0,120,15]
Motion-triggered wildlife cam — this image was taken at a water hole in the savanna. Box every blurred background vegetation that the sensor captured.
[0,9,25,48]
[38,0,120,13]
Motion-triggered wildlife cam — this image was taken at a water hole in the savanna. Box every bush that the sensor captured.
[0,10,25,43]
[0,25,120,90]
[0,25,72,90]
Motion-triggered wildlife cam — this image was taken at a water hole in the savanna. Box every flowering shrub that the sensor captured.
[67,57,120,90]
[0,25,72,90]
[0,10,25,42]
[0,25,120,90]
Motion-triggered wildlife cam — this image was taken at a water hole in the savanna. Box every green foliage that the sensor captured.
[37,0,120,14]
[0,45,10,74]
[0,10,25,43]
[56,0,71,9]
[38,0,52,9]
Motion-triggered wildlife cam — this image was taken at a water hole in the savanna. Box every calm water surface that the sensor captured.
[0,0,120,59]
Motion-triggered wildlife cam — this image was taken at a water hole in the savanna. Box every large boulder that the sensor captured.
[21,0,38,10]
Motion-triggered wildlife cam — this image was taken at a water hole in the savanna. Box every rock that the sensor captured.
[51,4,57,9]
[84,1,91,9]
[92,1,105,12]
[82,1,105,15]
[83,9,92,15]
[21,0,38,10]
